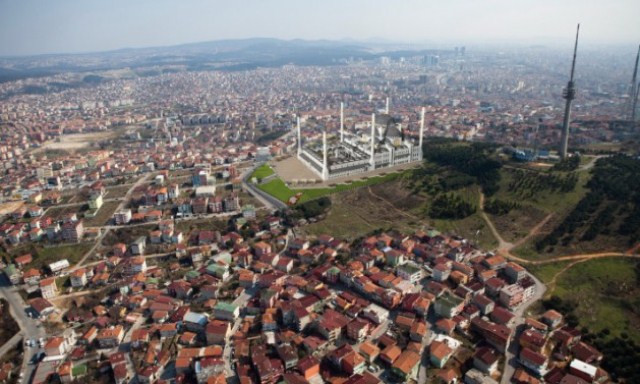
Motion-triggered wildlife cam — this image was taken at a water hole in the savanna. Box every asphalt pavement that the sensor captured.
[0,276,47,384]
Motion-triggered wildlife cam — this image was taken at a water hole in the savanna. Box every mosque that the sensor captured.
[296,102,425,181]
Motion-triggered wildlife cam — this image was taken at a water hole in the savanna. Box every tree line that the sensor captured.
[537,155,640,251]
[507,169,578,199]
[429,193,476,219]
[423,140,502,196]
[484,198,521,216]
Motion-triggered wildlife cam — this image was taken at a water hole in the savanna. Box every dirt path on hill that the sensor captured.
[478,192,513,250]
[478,192,640,267]
[366,186,420,221]
[512,213,554,248]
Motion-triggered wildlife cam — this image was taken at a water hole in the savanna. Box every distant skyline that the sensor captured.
[1,0,639,56]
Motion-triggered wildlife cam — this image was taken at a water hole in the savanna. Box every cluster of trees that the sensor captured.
[580,203,616,241]
[508,169,578,199]
[542,263,640,382]
[429,193,476,219]
[484,198,521,216]
[537,190,609,250]
[0,299,20,345]
[404,165,474,196]
[292,196,332,220]
[552,155,581,171]
[423,140,502,196]
[256,130,288,145]
[537,155,640,251]
[438,171,476,192]
[592,335,640,382]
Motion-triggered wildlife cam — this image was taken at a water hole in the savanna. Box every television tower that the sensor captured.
[560,24,580,159]
[627,45,640,122]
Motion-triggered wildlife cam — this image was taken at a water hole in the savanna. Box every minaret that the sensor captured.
[370,113,376,168]
[419,107,425,160]
[340,102,344,142]
[297,117,301,156]
[385,97,390,114]
[322,131,328,180]
[560,24,580,159]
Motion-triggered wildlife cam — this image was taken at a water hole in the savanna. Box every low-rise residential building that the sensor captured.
[62,220,84,242]
[214,302,239,321]
[70,268,88,287]
[434,291,465,318]
[96,326,125,348]
[113,209,132,225]
[392,350,421,381]
[430,340,454,368]
[499,284,524,309]
[40,277,59,299]
[397,263,422,284]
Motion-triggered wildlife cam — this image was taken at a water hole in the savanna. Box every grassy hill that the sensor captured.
[525,155,640,257]
[532,257,640,382]
[258,171,404,204]
[277,141,640,260]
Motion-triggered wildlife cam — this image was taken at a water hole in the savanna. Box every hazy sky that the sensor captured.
[0,0,638,56]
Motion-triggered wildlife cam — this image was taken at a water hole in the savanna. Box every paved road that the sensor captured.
[0,276,46,383]
[477,192,550,383]
[0,332,23,359]
[241,164,287,212]
[73,172,155,268]
[500,273,547,384]
[223,288,256,382]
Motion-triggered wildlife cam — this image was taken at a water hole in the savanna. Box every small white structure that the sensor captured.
[48,259,70,274]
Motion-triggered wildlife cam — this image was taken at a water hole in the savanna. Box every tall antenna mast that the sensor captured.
[629,45,640,122]
[560,24,580,159]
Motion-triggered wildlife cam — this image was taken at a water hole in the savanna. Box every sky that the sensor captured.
[0,0,638,56]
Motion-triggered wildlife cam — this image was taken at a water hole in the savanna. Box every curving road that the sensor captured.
[241,164,287,212]
[0,275,46,384]
[478,190,640,383]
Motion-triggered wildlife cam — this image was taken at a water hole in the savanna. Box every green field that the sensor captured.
[304,181,423,241]
[526,261,573,283]
[259,178,294,202]
[104,185,131,199]
[83,200,121,227]
[250,164,275,180]
[29,243,94,270]
[493,167,590,215]
[549,258,640,342]
[259,172,404,204]
[432,214,499,251]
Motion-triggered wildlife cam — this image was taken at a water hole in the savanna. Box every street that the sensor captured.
[222,287,256,383]
[500,273,547,384]
[0,275,47,384]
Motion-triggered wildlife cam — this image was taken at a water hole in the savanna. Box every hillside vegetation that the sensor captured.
[535,155,640,253]
[541,258,640,382]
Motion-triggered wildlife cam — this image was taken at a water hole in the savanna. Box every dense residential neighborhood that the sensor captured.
[1,174,611,384]
[0,25,637,384]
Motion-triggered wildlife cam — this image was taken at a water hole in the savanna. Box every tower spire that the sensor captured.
[340,102,344,142]
[560,23,580,159]
[370,113,376,168]
[629,44,640,122]
[322,131,328,180]
[419,107,425,160]
[297,117,301,156]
